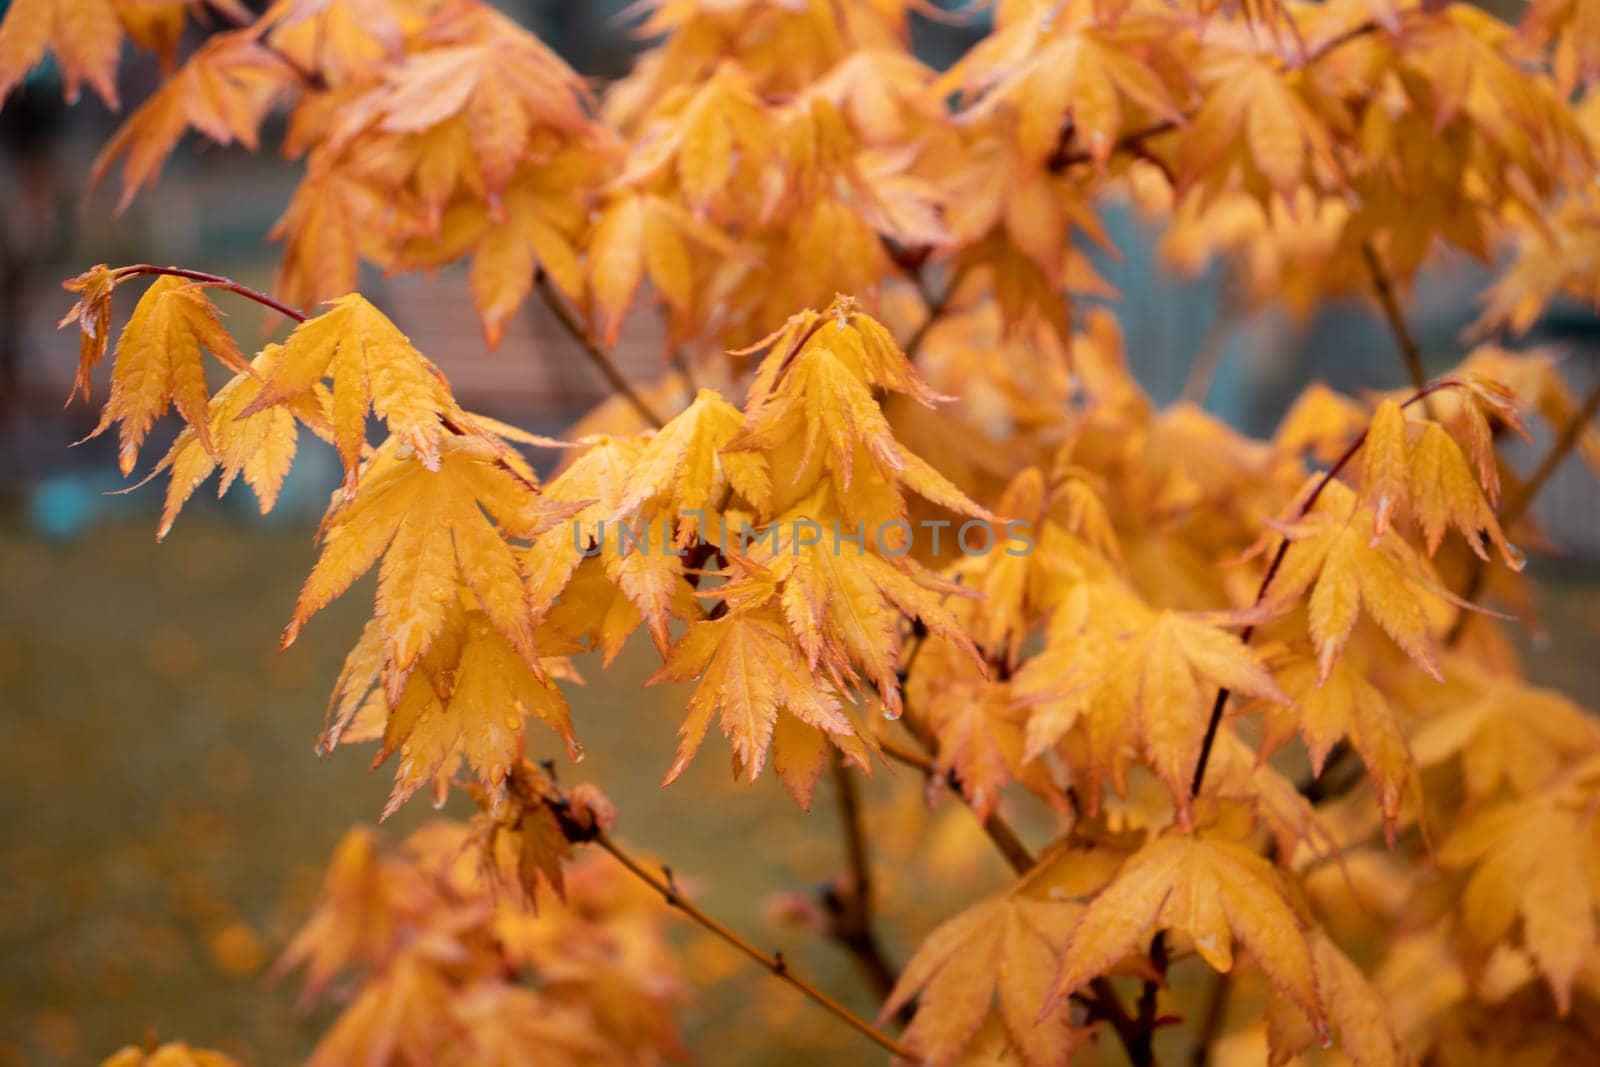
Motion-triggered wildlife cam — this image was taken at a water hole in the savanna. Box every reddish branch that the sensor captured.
[111,264,307,323]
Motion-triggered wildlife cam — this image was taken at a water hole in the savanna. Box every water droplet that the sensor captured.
[431,792,447,810]
[1505,542,1527,572]
[503,711,520,731]
[881,707,902,721]
[573,744,587,764]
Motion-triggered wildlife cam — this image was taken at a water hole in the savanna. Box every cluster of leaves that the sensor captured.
[13,0,1600,1063]
[272,774,687,1066]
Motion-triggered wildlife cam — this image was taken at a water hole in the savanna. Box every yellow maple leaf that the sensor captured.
[1440,785,1600,1014]
[882,891,1084,1067]
[1267,482,1454,680]
[648,606,863,803]
[284,435,544,698]
[364,610,578,816]
[1045,832,1326,1040]
[141,345,334,540]
[0,0,122,107]
[244,293,458,496]
[84,274,250,476]
[90,30,295,210]
[1266,930,1409,1067]
[1015,580,1286,823]
[1259,653,1418,841]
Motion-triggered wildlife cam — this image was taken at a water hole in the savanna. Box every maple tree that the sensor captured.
[11,0,1600,1062]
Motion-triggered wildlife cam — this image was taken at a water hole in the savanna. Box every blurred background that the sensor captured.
[1,2,1596,1064]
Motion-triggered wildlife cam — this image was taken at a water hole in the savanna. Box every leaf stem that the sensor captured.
[589,830,916,1060]
[111,264,307,323]
[533,269,664,429]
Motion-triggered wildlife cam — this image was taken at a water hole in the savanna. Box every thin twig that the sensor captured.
[1446,370,1600,644]
[1361,243,1430,400]
[590,831,916,1060]
[877,736,1038,875]
[902,262,972,362]
[1189,380,1458,796]
[1181,270,1241,405]
[112,264,307,323]
[1189,971,1232,1067]
[824,751,901,1005]
[533,269,664,429]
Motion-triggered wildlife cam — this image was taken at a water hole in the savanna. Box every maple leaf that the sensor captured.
[648,606,863,803]
[611,388,769,536]
[723,501,975,717]
[101,1042,243,1067]
[341,5,593,201]
[883,890,1084,1067]
[1045,832,1327,1040]
[142,345,334,540]
[730,299,990,527]
[1440,785,1600,1014]
[275,826,423,1003]
[586,192,737,346]
[1014,580,1286,823]
[243,293,458,496]
[0,0,122,107]
[284,436,544,694]
[90,30,296,210]
[524,434,701,655]
[1357,398,1521,565]
[910,639,1060,820]
[1407,656,1600,801]
[1266,482,1455,680]
[82,275,251,476]
[58,263,119,402]
[937,13,1183,165]
[323,605,578,816]
[1258,653,1419,843]
[1266,930,1409,1067]
[269,167,379,314]
[1275,382,1370,465]
[304,950,459,1067]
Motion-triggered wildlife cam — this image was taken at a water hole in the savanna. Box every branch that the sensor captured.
[901,262,972,363]
[1189,379,1458,796]
[876,735,1038,875]
[1181,270,1241,405]
[1361,243,1430,397]
[823,752,902,1006]
[589,830,916,1060]
[1189,971,1232,1067]
[1446,370,1600,644]
[111,264,307,323]
[533,269,664,429]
